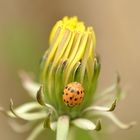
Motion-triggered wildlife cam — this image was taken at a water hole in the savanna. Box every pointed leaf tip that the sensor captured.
[108,99,117,112]
[82,99,117,114]
[43,114,51,128]
[36,86,45,106]
[95,120,101,131]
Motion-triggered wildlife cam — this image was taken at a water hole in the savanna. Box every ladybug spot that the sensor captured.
[67,101,69,103]
[77,91,80,95]
[74,98,77,101]
[70,97,73,100]
[66,93,68,95]
[64,99,66,102]
[68,87,71,91]
[65,86,68,89]
[71,89,74,93]
[81,91,83,94]
[80,97,82,99]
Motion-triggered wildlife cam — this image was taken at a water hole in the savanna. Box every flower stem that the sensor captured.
[56,115,69,140]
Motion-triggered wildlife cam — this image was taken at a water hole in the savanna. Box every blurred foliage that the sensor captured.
[1,23,47,80]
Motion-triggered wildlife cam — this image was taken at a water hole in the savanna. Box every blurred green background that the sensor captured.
[0,0,140,139]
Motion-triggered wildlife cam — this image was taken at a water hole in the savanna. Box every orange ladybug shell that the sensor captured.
[63,82,85,107]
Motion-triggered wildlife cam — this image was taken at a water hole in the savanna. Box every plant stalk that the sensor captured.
[56,115,69,140]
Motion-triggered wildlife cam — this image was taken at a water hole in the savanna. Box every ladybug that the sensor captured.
[63,82,85,107]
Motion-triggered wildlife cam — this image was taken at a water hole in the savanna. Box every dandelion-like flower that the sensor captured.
[0,17,136,140]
